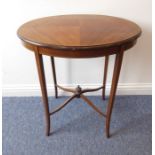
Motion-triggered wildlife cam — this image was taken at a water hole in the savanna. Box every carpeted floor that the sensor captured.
[3,96,152,155]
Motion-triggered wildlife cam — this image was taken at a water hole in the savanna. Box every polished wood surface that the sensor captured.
[17,14,141,138]
[17,15,141,55]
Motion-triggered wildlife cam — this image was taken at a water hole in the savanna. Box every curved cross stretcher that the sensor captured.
[50,85,106,117]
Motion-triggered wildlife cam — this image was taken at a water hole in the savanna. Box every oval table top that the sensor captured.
[17,14,141,58]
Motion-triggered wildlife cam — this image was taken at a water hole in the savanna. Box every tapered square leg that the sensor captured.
[102,56,109,100]
[50,57,58,98]
[106,48,124,138]
[35,51,50,136]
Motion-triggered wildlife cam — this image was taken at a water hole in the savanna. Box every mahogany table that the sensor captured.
[17,14,141,138]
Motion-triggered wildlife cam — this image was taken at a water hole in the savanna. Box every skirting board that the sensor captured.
[2,83,152,96]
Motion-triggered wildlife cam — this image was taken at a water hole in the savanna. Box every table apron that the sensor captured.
[21,40,137,58]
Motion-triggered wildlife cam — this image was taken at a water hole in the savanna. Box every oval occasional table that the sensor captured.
[17,14,141,138]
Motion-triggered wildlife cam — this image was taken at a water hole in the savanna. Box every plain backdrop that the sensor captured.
[1,0,152,96]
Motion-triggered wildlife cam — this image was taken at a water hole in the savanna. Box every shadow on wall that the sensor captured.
[64,26,151,85]
[120,26,152,83]
[65,58,104,85]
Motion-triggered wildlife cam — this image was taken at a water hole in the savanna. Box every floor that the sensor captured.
[2,96,152,155]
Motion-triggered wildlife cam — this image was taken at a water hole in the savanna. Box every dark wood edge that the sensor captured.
[17,14,142,51]
[21,39,137,58]
[18,31,141,51]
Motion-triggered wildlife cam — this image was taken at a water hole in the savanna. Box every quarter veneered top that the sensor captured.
[17,14,141,50]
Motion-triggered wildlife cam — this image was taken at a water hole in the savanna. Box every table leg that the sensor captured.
[105,49,124,138]
[50,57,58,98]
[35,51,50,136]
[102,56,109,100]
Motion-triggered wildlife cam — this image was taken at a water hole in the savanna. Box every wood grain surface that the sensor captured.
[17,14,141,50]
